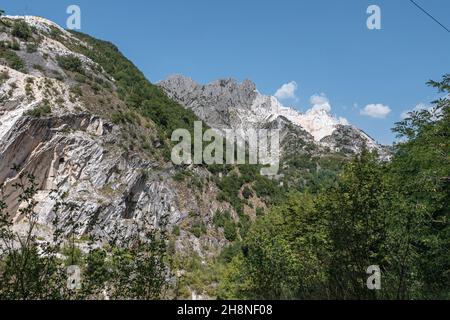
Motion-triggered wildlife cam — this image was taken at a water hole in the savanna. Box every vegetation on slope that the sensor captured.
[66,31,202,143]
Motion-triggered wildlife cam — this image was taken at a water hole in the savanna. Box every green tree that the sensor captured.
[220,75,450,300]
[221,192,328,299]
[317,150,393,299]
[389,74,450,298]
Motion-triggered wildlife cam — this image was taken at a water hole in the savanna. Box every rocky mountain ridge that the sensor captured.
[158,74,387,156]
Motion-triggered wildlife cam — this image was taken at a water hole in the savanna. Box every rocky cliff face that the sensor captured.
[0,16,230,260]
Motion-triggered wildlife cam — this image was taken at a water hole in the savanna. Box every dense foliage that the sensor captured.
[0,46,26,72]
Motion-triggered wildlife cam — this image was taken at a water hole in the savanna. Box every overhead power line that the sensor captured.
[409,0,450,34]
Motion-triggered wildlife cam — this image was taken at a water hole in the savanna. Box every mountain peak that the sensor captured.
[159,76,352,141]
[5,15,70,36]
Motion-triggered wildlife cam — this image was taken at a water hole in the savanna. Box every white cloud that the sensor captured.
[400,103,433,119]
[309,93,331,113]
[305,93,349,125]
[274,81,298,100]
[360,104,391,119]
[338,117,349,125]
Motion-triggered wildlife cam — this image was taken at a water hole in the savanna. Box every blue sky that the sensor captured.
[2,0,449,144]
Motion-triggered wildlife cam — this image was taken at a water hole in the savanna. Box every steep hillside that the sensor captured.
[0,16,233,267]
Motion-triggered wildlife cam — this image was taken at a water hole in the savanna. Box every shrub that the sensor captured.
[172,225,180,237]
[255,207,265,217]
[70,84,82,96]
[12,20,32,40]
[25,83,33,96]
[207,164,233,176]
[253,175,281,200]
[33,64,44,72]
[173,170,192,182]
[90,82,101,92]
[213,210,232,229]
[26,42,38,53]
[238,214,251,239]
[191,221,207,238]
[242,187,253,199]
[0,70,9,84]
[224,220,237,242]
[26,103,51,117]
[0,48,26,72]
[57,55,83,73]
[74,73,86,83]
[142,141,151,150]
[219,242,242,264]
[10,40,20,50]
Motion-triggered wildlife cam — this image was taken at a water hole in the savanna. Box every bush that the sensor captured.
[207,164,233,176]
[253,175,281,200]
[57,55,83,73]
[191,220,207,238]
[26,103,51,117]
[238,214,251,239]
[74,73,86,83]
[0,48,26,72]
[172,225,180,237]
[68,31,201,140]
[10,40,20,50]
[12,20,31,40]
[90,82,101,92]
[223,220,237,242]
[173,170,190,182]
[111,110,138,125]
[255,207,265,217]
[242,187,252,199]
[219,242,242,264]
[0,70,9,84]
[26,42,38,53]
[213,210,231,229]
[33,64,44,72]
[70,84,82,96]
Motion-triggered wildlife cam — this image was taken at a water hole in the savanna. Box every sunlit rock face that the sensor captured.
[158,75,387,156]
